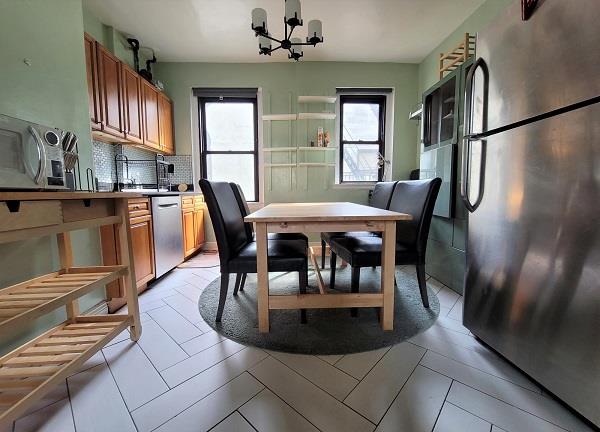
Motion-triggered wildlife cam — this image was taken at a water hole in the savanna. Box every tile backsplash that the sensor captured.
[92,141,194,189]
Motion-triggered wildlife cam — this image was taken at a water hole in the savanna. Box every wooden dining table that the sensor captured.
[245,202,411,333]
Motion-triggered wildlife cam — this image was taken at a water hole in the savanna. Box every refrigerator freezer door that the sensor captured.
[464,102,600,426]
[474,0,600,132]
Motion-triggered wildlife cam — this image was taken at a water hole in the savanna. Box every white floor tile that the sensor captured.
[426,278,446,295]
[269,351,358,401]
[174,283,205,302]
[14,399,75,432]
[181,330,225,356]
[132,347,267,432]
[447,298,463,321]
[163,293,204,324]
[414,323,484,352]
[240,388,319,432]
[250,356,375,432]
[317,354,343,365]
[334,347,391,380]
[344,342,425,423]
[67,363,136,432]
[421,350,593,431]
[104,328,131,347]
[407,330,538,391]
[148,305,203,343]
[195,319,214,333]
[155,373,263,432]
[136,319,189,371]
[432,402,491,432]
[19,380,68,417]
[103,340,169,410]
[436,286,461,309]
[211,412,255,432]
[435,315,470,335]
[139,298,168,313]
[161,339,247,387]
[447,382,565,432]
[375,366,451,432]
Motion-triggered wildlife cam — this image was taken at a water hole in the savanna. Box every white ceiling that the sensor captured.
[83,0,485,63]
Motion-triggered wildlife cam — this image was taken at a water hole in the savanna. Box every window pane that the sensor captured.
[205,154,256,201]
[342,103,380,141]
[342,144,380,182]
[205,103,255,151]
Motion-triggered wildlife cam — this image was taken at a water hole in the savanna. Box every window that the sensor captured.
[199,97,259,201]
[339,95,386,183]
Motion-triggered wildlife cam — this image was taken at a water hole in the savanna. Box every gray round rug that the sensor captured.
[198,266,440,355]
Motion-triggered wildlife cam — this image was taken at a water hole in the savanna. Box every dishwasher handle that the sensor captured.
[157,203,179,209]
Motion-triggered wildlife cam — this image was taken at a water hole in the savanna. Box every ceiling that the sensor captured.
[83,0,485,63]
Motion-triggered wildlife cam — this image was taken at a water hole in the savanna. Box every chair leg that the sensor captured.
[239,273,246,292]
[416,264,429,308]
[216,273,230,322]
[351,267,360,317]
[299,268,308,324]
[329,251,337,289]
[321,239,326,269]
[233,273,242,296]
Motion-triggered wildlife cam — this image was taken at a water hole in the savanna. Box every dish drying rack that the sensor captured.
[114,154,174,192]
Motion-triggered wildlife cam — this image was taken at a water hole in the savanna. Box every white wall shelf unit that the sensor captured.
[297,113,336,120]
[297,146,337,151]
[263,147,298,152]
[298,96,337,104]
[262,114,297,121]
[297,162,336,167]
[265,163,297,168]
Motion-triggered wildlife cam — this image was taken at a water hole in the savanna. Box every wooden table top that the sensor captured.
[245,202,411,223]
[0,192,143,201]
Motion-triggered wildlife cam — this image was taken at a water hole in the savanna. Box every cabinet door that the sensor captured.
[84,33,102,130]
[159,94,175,155]
[97,43,125,139]
[183,210,196,257]
[142,80,161,149]
[194,209,204,248]
[130,216,155,285]
[100,225,123,299]
[122,63,144,145]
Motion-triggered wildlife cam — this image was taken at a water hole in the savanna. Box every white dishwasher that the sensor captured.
[151,195,184,278]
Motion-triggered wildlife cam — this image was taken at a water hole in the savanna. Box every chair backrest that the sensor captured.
[369,181,398,209]
[388,178,442,257]
[199,179,249,266]
[229,182,254,241]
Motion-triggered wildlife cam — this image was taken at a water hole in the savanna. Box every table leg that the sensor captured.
[256,222,270,332]
[56,232,79,321]
[381,221,396,330]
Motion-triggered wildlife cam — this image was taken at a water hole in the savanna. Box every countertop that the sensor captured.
[0,191,143,201]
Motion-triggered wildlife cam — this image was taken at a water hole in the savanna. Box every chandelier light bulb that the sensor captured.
[285,0,302,27]
[259,34,272,55]
[252,8,268,34]
[307,20,323,45]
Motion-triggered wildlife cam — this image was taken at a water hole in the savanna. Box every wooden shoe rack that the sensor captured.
[0,192,142,427]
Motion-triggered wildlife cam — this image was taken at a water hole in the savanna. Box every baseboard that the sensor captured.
[84,300,109,316]
[201,242,218,252]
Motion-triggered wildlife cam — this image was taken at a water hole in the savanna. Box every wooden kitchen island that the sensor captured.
[0,192,142,427]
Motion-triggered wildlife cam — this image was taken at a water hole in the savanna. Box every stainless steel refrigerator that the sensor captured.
[461,0,600,427]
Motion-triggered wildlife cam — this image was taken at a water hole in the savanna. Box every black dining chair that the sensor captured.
[320,181,398,269]
[229,182,308,295]
[328,178,441,313]
[199,179,309,322]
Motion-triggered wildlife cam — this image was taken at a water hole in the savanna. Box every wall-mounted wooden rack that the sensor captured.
[262,114,297,121]
[298,96,336,104]
[297,113,336,120]
[439,33,476,79]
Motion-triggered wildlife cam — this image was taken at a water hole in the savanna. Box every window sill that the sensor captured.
[332,182,376,190]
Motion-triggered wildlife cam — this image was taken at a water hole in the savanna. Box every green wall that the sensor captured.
[0,0,106,353]
[155,61,420,242]
[415,0,511,293]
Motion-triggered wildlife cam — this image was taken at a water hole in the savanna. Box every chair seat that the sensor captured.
[228,239,308,273]
[320,231,378,243]
[329,235,419,267]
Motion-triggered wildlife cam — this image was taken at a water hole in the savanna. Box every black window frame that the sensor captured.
[339,94,386,183]
[198,96,259,202]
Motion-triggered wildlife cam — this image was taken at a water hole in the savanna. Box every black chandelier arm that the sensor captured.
[269,45,283,54]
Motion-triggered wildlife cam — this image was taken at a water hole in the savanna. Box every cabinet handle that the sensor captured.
[279,222,288,228]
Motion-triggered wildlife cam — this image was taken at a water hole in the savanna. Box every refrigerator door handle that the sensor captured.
[461,57,489,213]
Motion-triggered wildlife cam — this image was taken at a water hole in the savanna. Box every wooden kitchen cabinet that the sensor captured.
[101,198,155,312]
[96,43,126,139]
[122,63,144,145]
[84,33,102,131]
[182,195,205,259]
[142,79,161,150]
[159,93,175,155]
[183,209,196,258]
[194,197,205,248]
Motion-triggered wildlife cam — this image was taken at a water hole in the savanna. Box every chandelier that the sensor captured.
[251,0,323,61]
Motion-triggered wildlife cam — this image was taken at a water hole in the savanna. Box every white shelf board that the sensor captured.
[297,162,336,167]
[263,147,297,152]
[298,96,337,104]
[265,163,297,168]
[297,112,336,120]
[297,146,337,151]
[262,114,297,121]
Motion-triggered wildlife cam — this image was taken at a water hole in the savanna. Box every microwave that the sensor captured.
[0,114,67,190]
